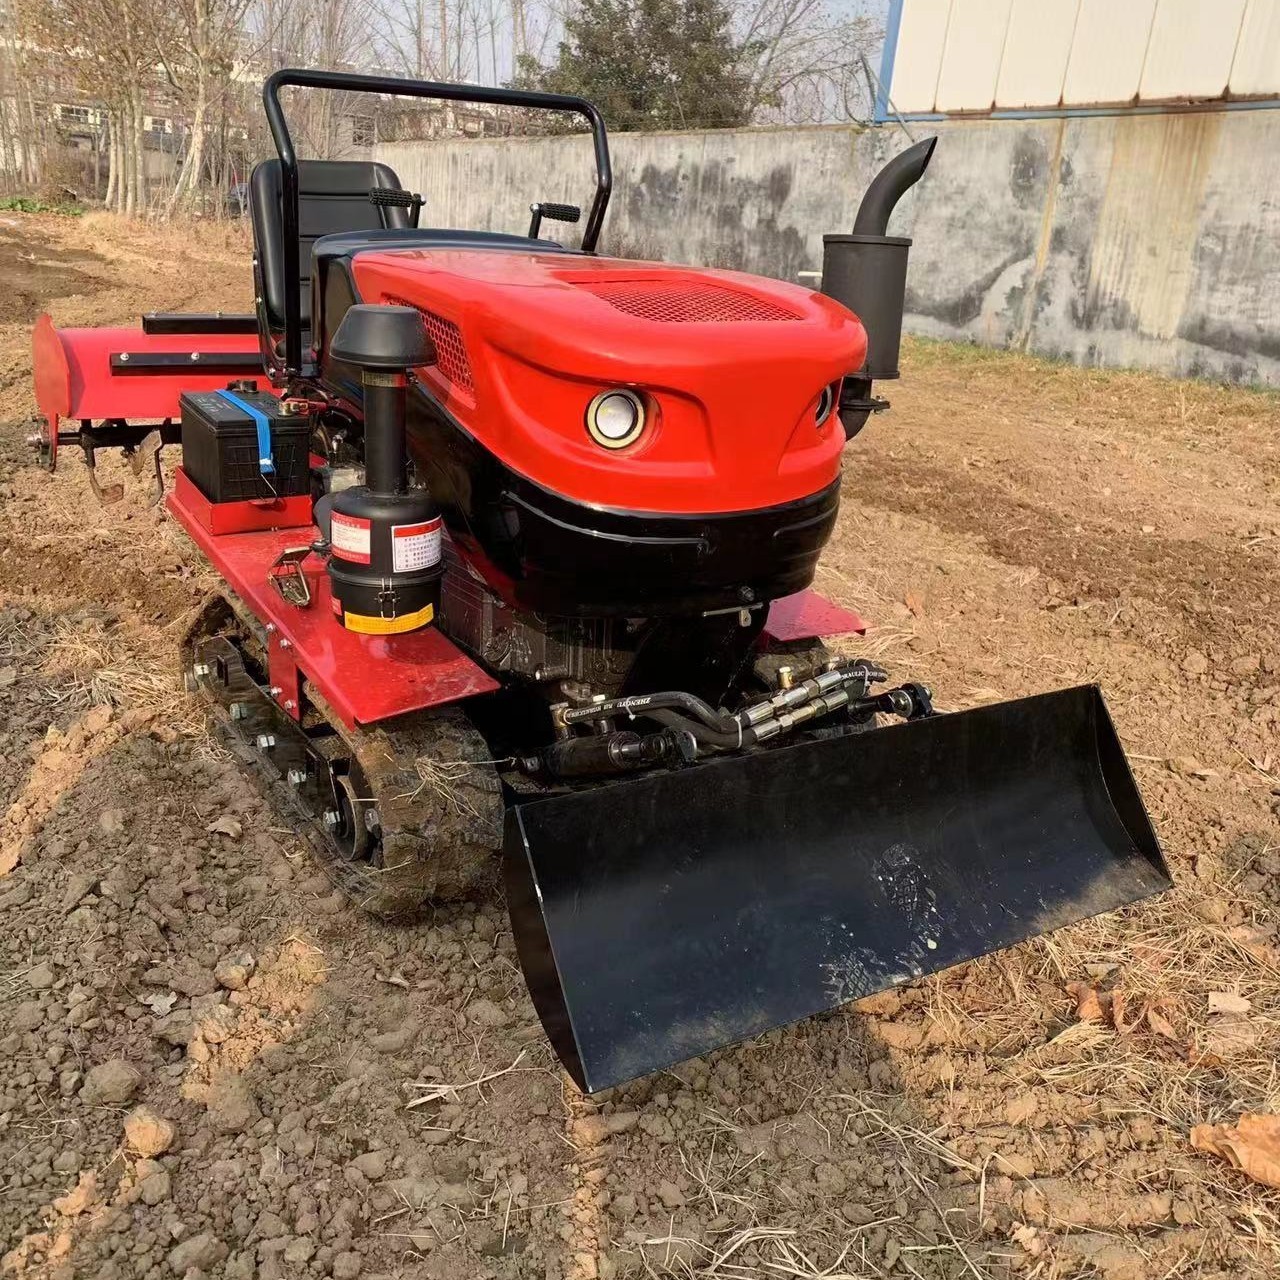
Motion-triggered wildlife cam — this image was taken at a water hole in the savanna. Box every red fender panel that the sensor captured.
[32,314,265,469]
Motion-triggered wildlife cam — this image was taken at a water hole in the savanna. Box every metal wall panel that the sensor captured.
[994,0,1079,109]
[1060,0,1158,106]
[1140,0,1249,100]
[888,0,954,114]
[1229,0,1280,95]
[935,0,1014,112]
[884,0,1280,116]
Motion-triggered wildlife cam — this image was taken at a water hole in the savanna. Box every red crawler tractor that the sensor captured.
[31,70,1170,1093]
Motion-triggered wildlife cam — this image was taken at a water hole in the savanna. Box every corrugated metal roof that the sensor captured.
[885,0,1277,116]
[1061,0,1158,106]
[934,0,1014,112]
[995,0,1078,110]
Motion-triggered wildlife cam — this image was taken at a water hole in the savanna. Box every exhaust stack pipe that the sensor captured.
[821,136,937,436]
[851,135,937,237]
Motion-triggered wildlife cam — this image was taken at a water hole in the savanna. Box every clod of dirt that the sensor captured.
[136,1160,172,1205]
[1182,650,1210,676]
[332,1251,363,1279]
[213,951,255,990]
[1166,755,1215,779]
[167,1230,227,1274]
[80,1059,142,1105]
[349,1150,389,1180]
[123,1105,176,1157]
[204,1075,261,1133]
[52,1171,96,1217]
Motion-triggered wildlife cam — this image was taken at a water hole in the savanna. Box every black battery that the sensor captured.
[180,389,310,503]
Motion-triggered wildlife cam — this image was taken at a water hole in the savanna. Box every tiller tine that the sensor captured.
[84,462,125,506]
[129,429,166,506]
[505,684,1169,1093]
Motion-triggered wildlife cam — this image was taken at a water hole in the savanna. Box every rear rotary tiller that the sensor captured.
[30,69,1170,1093]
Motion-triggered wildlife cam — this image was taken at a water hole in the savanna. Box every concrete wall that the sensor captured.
[379,108,1280,385]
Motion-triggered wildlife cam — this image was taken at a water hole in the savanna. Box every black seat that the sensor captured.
[250,159,412,337]
[250,159,576,354]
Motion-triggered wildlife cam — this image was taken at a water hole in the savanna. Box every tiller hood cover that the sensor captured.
[505,685,1170,1093]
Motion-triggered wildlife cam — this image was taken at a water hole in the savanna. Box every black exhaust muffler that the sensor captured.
[822,136,937,434]
[505,685,1169,1094]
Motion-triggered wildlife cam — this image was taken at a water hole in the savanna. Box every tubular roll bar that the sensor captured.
[262,67,614,377]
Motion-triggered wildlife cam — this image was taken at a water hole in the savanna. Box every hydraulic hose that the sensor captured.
[562,690,738,733]
[649,709,756,751]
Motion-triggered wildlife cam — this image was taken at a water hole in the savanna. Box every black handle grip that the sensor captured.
[536,202,581,224]
[368,187,422,208]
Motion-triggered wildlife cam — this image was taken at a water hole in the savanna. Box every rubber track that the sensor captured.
[184,592,504,917]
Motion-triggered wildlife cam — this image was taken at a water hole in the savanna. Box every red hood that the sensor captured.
[351,248,866,514]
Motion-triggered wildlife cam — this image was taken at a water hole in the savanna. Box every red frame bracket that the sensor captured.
[763,589,866,643]
[168,468,498,729]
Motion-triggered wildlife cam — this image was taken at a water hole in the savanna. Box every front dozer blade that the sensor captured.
[505,685,1169,1094]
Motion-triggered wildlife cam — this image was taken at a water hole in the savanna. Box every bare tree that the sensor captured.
[0,0,53,191]
[26,0,166,213]
[733,0,881,123]
[156,0,253,213]
[252,0,374,158]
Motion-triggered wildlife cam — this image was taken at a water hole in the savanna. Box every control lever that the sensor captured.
[528,201,582,239]
[368,187,424,228]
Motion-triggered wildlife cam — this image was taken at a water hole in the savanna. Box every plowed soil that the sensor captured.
[2,210,1279,1280]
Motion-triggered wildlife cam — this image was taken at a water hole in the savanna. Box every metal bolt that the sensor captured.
[229,702,248,720]
[25,432,43,449]
[269,685,283,697]
[255,734,275,750]
[322,810,341,827]
[189,352,200,362]
[279,638,292,650]
[265,623,276,634]
[191,662,210,678]
[777,665,794,690]
[287,768,307,785]
[283,699,296,712]
[118,351,130,362]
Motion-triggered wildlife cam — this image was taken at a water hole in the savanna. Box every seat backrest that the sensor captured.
[250,158,410,335]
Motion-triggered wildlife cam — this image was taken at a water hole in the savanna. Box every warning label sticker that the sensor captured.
[392,517,443,573]
[330,511,372,564]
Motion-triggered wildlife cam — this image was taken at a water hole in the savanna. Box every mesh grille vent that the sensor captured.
[384,296,473,391]
[578,280,802,323]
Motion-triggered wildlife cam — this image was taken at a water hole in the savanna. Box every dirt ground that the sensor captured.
[1,210,1278,1280]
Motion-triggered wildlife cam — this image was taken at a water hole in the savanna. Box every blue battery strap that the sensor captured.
[217,389,275,475]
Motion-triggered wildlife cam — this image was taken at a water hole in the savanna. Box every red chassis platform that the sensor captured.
[167,467,865,730]
[169,468,498,729]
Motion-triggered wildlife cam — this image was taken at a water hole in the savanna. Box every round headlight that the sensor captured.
[586,389,646,449]
[815,382,837,427]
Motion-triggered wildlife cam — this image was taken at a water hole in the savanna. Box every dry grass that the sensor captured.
[403,1050,530,1108]
[38,616,178,713]
[406,756,488,818]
